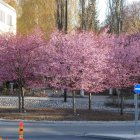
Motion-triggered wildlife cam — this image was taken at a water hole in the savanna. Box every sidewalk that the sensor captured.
[84,121,140,140]
[86,133,140,140]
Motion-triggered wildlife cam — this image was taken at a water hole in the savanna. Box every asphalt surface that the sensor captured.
[1,135,111,140]
[29,136,114,140]
[0,120,139,140]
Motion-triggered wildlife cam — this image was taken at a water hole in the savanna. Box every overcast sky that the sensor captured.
[97,0,140,24]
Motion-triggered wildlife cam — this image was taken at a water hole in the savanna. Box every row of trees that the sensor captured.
[0,28,140,113]
[106,0,140,34]
[6,0,98,37]
[1,0,139,115]
[105,0,140,114]
[4,0,140,35]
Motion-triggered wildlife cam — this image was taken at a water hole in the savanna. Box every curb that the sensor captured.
[0,119,137,124]
[0,119,139,124]
[85,133,140,140]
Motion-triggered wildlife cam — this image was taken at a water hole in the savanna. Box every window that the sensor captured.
[7,14,12,26]
[0,10,5,23]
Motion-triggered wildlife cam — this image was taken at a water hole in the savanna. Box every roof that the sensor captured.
[0,0,16,12]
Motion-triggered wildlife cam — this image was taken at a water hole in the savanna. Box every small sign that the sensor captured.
[134,84,140,94]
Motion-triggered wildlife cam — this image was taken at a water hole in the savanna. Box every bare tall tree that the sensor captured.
[123,1,140,34]
[79,0,98,110]
[106,0,126,34]
[56,0,68,102]
[56,0,65,31]
[65,0,68,33]
[79,0,86,29]
[79,0,98,31]
[106,0,126,115]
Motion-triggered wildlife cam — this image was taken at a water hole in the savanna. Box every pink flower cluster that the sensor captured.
[0,28,139,93]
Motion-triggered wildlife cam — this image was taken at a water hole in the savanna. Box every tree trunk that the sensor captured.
[120,90,124,115]
[116,88,121,109]
[19,78,25,113]
[81,0,85,30]
[73,91,76,115]
[65,0,68,33]
[18,90,21,113]
[18,78,22,112]
[64,89,67,102]
[21,87,25,112]
[89,93,92,110]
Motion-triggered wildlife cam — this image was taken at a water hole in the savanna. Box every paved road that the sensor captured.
[23,135,108,140]
[0,120,139,140]
[1,135,108,140]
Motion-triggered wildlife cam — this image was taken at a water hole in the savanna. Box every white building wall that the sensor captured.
[0,0,16,34]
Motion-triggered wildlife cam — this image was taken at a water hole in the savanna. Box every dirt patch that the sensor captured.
[0,108,134,121]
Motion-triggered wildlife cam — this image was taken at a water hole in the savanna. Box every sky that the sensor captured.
[97,0,140,24]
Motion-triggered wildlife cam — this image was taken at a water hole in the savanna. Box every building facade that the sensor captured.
[0,0,16,34]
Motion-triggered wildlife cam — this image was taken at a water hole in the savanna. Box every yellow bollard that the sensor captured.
[0,136,2,140]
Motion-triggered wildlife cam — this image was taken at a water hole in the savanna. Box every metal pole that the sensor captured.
[134,94,139,135]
